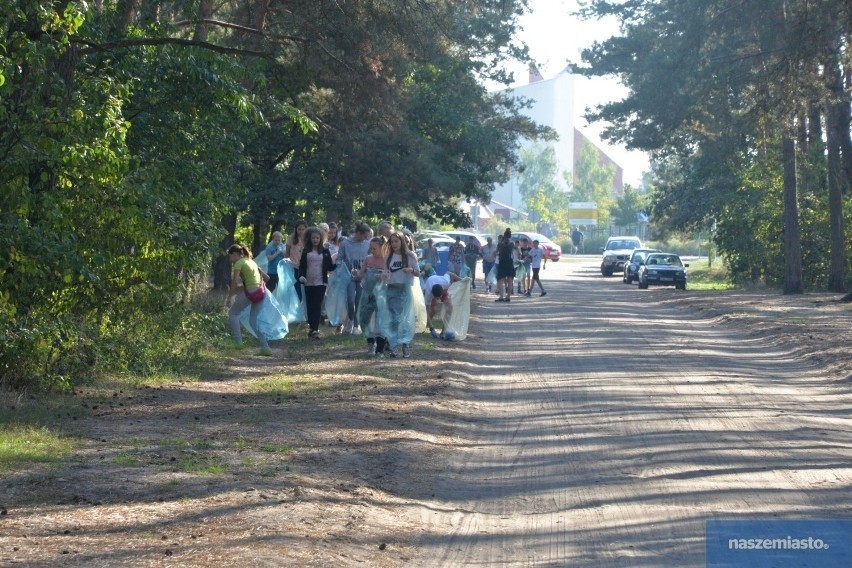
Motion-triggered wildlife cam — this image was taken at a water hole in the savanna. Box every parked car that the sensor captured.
[600,236,642,276]
[512,231,562,261]
[637,252,689,290]
[622,248,660,284]
[438,230,488,249]
[415,235,455,259]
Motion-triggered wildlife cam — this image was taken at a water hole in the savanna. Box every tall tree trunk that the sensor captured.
[193,0,214,41]
[825,59,847,292]
[782,135,803,294]
[252,220,269,257]
[213,213,237,290]
[842,43,852,194]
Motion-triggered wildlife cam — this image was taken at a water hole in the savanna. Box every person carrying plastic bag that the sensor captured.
[375,231,420,358]
[424,272,470,341]
[225,244,283,355]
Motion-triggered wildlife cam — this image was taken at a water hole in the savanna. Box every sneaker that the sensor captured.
[429,327,439,339]
[257,347,273,356]
[351,326,362,335]
[343,321,354,334]
[368,342,377,355]
[540,291,547,297]
[471,283,476,289]
[309,330,321,340]
[494,297,505,302]
[388,348,399,358]
[524,291,531,297]
[402,345,411,358]
[505,297,511,303]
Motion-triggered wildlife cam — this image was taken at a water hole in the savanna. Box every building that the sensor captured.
[486,65,624,223]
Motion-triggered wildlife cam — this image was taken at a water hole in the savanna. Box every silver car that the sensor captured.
[600,236,642,276]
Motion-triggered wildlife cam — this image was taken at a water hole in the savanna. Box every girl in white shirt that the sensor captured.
[381,231,420,358]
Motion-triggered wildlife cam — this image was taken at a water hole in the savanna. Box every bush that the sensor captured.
[0,275,226,392]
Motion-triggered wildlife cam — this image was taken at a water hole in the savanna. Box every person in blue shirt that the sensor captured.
[263,231,286,292]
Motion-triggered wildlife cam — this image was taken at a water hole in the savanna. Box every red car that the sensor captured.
[512,231,562,262]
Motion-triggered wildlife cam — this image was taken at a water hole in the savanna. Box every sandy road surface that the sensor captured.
[401,259,852,566]
[2,258,850,567]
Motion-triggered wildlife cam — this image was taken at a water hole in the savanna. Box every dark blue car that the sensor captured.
[623,248,660,284]
[637,253,688,290]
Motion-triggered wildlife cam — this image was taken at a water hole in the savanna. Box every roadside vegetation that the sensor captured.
[0,320,394,476]
[684,258,735,291]
[2,2,849,398]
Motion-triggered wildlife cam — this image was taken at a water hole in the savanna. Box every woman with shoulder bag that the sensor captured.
[226,244,272,355]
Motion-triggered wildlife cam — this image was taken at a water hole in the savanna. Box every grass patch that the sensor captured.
[259,443,292,454]
[247,374,330,397]
[112,453,145,467]
[0,425,76,472]
[174,453,227,475]
[687,258,735,290]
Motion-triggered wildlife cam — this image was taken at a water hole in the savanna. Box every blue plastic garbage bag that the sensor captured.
[358,268,384,338]
[375,281,417,350]
[275,260,306,323]
[325,262,351,327]
[255,251,269,275]
[436,248,449,276]
[486,265,498,288]
[239,289,288,341]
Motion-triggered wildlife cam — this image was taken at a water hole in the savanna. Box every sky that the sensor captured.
[507,0,649,186]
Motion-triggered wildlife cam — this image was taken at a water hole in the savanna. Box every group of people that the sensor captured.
[225,220,467,359]
[490,229,547,302]
[433,230,548,302]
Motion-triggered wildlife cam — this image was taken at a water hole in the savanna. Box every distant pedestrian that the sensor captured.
[422,238,438,270]
[519,238,532,294]
[480,236,497,292]
[464,236,480,289]
[495,228,515,302]
[526,240,547,297]
[447,236,465,276]
[571,227,584,255]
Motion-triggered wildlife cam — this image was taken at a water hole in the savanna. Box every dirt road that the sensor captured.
[398,259,852,566]
[3,258,850,566]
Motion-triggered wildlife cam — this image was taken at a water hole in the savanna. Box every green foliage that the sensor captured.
[610,185,649,227]
[685,258,734,291]
[578,0,852,290]
[517,143,570,228]
[0,0,551,389]
[571,139,615,224]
